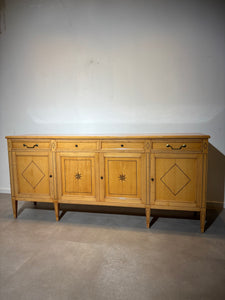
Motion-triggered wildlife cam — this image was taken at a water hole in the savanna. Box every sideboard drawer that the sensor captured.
[57,141,98,151]
[12,141,50,149]
[152,140,202,152]
[101,141,145,151]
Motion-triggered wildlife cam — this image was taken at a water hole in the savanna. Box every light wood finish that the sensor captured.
[54,201,59,221]
[145,207,150,228]
[57,141,98,151]
[6,134,209,232]
[101,141,145,151]
[56,152,98,203]
[200,208,206,233]
[12,141,50,149]
[11,196,17,219]
[150,154,202,208]
[152,139,202,152]
[6,134,210,139]
[101,152,146,205]
[12,151,53,200]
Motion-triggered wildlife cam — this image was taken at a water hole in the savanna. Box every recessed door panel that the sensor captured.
[106,159,139,197]
[151,154,202,208]
[101,153,146,205]
[13,151,52,198]
[62,158,94,195]
[57,153,98,202]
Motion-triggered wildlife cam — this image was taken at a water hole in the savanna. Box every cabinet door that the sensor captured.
[150,154,203,209]
[12,151,53,200]
[100,153,146,206]
[57,152,98,203]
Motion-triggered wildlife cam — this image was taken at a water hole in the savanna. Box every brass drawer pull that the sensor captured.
[23,144,38,149]
[166,144,186,150]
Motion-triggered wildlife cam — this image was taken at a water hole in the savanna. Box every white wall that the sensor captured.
[0,0,224,205]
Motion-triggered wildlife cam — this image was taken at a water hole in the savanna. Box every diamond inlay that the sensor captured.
[22,161,45,189]
[160,163,191,196]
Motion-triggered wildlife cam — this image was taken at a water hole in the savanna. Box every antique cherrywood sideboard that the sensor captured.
[6,134,210,232]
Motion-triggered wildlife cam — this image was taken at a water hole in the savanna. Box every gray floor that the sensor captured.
[0,194,225,300]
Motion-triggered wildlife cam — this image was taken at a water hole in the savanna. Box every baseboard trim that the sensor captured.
[0,188,10,194]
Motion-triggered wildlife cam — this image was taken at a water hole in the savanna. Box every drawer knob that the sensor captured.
[101,176,104,180]
[151,178,154,182]
[49,175,53,178]
[75,144,78,147]
[121,144,124,147]
[166,144,186,150]
[23,144,38,149]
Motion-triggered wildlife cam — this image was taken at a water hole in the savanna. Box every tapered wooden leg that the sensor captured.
[11,197,17,219]
[200,209,206,233]
[54,201,59,221]
[145,207,151,228]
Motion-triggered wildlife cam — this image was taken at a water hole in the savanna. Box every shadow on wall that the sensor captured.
[207,143,225,209]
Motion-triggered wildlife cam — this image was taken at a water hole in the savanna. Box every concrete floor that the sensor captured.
[0,193,224,300]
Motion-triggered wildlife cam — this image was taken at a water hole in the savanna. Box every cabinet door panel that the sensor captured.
[12,151,52,199]
[107,159,138,197]
[150,154,202,208]
[63,158,94,195]
[57,153,98,202]
[101,153,146,206]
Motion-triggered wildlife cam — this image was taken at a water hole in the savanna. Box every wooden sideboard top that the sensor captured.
[5,133,210,139]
